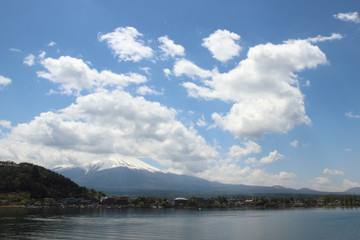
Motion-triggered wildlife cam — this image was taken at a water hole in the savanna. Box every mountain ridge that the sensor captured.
[55,162,341,197]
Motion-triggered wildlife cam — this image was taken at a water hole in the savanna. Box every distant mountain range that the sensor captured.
[54,158,341,197]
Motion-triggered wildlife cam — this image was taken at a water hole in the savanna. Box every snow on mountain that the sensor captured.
[53,156,166,174]
[86,157,165,173]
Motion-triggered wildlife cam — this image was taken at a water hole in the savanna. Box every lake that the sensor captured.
[1,207,360,239]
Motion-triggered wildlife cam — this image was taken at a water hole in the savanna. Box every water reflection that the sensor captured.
[1,208,360,239]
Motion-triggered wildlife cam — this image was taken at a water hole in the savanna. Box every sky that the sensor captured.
[1,0,360,192]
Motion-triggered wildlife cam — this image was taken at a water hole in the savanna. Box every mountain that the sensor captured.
[55,158,325,197]
[345,187,360,195]
[0,161,104,200]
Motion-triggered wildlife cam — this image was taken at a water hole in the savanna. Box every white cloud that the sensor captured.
[345,148,352,152]
[197,160,295,186]
[245,150,284,166]
[163,68,171,78]
[1,89,218,175]
[342,179,360,190]
[0,75,11,87]
[173,59,215,80]
[228,140,261,159]
[136,85,163,96]
[196,115,207,127]
[345,111,360,119]
[23,54,35,66]
[38,51,46,59]
[9,48,21,52]
[48,41,56,47]
[99,26,153,62]
[334,12,360,23]
[202,29,241,62]
[323,168,344,175]
[140,67,150,75]
[181,38,326,138]
[309,177,332,191]
[290,140,299,147]
[158,35,185,59]
[37,56,147,95]
[306,33,343,43]
[308,175,356,192]
[0,120,11,129]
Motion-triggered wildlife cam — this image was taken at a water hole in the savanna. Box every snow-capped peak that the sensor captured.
[85,157,165,174]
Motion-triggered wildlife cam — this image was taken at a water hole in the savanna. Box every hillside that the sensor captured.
[0,161,104,201]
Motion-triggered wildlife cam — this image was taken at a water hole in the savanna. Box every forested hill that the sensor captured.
[0,161,104,200]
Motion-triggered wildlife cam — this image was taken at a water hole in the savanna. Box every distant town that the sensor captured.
[1,194,359,209]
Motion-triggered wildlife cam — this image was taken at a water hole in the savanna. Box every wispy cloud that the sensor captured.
[306,33,343,43]
[0,75,11,87]
[323,168,344,175]
[136,85,163,96]
[345,111,360,119]
[334,11,360,23]
[48,41,56,47]
[245,150,284,166]
[196,115,208,127]
[9,48,22,52]
[290,140,299,148]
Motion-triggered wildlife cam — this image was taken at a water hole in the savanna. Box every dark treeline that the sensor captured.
[0,161,104,205]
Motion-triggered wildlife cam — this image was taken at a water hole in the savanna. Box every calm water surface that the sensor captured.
[1,207,360,239]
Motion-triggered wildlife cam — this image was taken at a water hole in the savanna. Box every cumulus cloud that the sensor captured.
[323,168,344,175]
[23,54,35,66]
[180,38,327,138]
[228,140,261,160]
[0,89,218,175]
[37,56,146,95]
[99,26,153,62]
[0,75,11,87]
[309,177,332,191]
[158,35,185,59]
[202,29,241,62]
[342,179,360,190]
[197,160,295,186]
[334,12,360,23]
[245,150,284,166]
[308,175,355,192]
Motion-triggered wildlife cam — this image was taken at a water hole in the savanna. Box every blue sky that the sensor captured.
[1,0,360,191]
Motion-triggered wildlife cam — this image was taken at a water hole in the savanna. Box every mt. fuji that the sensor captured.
[54,158,326,197]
